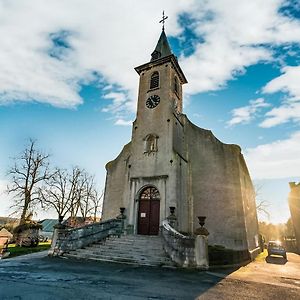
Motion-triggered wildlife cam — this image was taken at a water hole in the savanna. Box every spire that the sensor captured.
[150,30,172,61]
[151,11,172,61]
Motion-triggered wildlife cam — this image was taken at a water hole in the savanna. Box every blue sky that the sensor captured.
[1,0,300,224]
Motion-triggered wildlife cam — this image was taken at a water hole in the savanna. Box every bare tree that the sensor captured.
[78,173,95,219]
[39,168,72,223]
[72,172,102,222]
[7,140,52,225]
[39,165,103,225]
[255,183,270,220]
[90,189,103,222]
[68,167,83,220]
[39,166,96,223]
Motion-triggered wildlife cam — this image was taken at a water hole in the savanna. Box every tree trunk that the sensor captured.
[20,191,30,225]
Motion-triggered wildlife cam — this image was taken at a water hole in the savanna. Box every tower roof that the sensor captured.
[150,30,172,61]
[135,28,187,84]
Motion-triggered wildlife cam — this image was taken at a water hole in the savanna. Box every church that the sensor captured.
[102,26,259,254]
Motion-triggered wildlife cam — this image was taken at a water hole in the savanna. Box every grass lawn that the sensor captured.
[6,242,51,258]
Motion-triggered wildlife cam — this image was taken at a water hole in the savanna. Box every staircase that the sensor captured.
[64,234,175,267]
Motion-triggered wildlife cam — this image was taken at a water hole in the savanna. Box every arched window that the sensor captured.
[174,76,179,94]
[140,186,160,201]
[150,72,159,89]
[144,134,158,153]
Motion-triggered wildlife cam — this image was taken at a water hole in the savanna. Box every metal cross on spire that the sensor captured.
[159,11,168,31]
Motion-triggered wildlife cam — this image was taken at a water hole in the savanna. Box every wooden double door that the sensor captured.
[137,186,160,235]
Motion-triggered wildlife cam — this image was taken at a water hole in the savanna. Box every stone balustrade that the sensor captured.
[161,220,209,268]
[49,218,124,257]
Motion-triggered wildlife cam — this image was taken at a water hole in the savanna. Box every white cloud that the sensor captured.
[260,66,300,127]
[260,102,300,128]
[114,119,133,126]
[263,66,300,101]
[0,0,191,109]
[0,0,300,115]
[227,98,270,126]
[181,0,300,95]
[245,131,300,179]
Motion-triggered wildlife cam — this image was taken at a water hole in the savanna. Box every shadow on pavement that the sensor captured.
[266,255,287,265]
[0,255,242,300]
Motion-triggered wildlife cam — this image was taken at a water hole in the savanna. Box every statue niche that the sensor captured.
[143,134,158,154]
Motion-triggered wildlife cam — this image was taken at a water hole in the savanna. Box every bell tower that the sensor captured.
[125,21,188,234]
[134,29,187,123]
[103,15,260,251]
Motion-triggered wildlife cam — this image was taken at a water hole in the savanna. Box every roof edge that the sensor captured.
[135,54,188,84]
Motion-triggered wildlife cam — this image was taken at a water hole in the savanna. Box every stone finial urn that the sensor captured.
[194,216,209,236]
[117,207,126,219]
[167,206,177,228]
[169,206,176,216]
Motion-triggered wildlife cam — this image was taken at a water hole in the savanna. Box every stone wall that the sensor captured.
[49,219,124,256]
[183,116,259,252]
[161,220,208,268]
[288,182,300,253]
[102,143,131,221]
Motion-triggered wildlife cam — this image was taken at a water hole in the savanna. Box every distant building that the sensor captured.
[288,182,300,253]
[63,217,94,228]
[38,219,57,239]
[0,228,13,241]
[0,217,18,228]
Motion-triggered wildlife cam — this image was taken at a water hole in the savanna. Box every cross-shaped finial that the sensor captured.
[159,10,168,31]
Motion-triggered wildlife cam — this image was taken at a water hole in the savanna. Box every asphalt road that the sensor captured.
[0,251,299,300]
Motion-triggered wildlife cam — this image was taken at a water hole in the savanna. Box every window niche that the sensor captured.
[143,134,159,154]
[174,76,179,94]
[150,71,159,89]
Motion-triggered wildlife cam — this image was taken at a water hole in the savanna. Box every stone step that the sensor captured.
[92,242,163,249]
[106,236,162,242]
[64,234,174,267]
[87,247,164,255]
[66,251,172,265]
[66,252,171,267]
[104,237,162,244]
[76,248,167,259]
[100,244,162,250]
[81,244,161,252]
[68,249,169,261]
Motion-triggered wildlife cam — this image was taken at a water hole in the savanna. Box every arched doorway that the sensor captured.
[137,186,160,235]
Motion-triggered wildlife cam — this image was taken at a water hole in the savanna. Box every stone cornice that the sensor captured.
[130,175,168,181]
[135,54,188,84]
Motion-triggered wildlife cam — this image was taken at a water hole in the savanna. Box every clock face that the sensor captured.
[146,95,160,109]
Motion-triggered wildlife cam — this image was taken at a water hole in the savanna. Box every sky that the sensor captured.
[0,0,300,224]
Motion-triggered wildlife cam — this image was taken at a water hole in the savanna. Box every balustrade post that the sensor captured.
[116,207,126,235]
[194,216,209,269]
[48,222,67,256]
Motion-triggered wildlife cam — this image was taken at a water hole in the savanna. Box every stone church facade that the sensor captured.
[102,29,259,253]
[288,182,300,253]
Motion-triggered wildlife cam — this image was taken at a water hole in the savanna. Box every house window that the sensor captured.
[150,72,159,89]
[174,76,179,94]
[144,134,158,153]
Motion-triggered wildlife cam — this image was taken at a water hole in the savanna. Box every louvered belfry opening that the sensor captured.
[150,71,159,89]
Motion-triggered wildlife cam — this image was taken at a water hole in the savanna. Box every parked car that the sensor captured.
[267,241,287,259]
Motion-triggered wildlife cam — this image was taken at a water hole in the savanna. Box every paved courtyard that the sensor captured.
[0,251,299,299]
